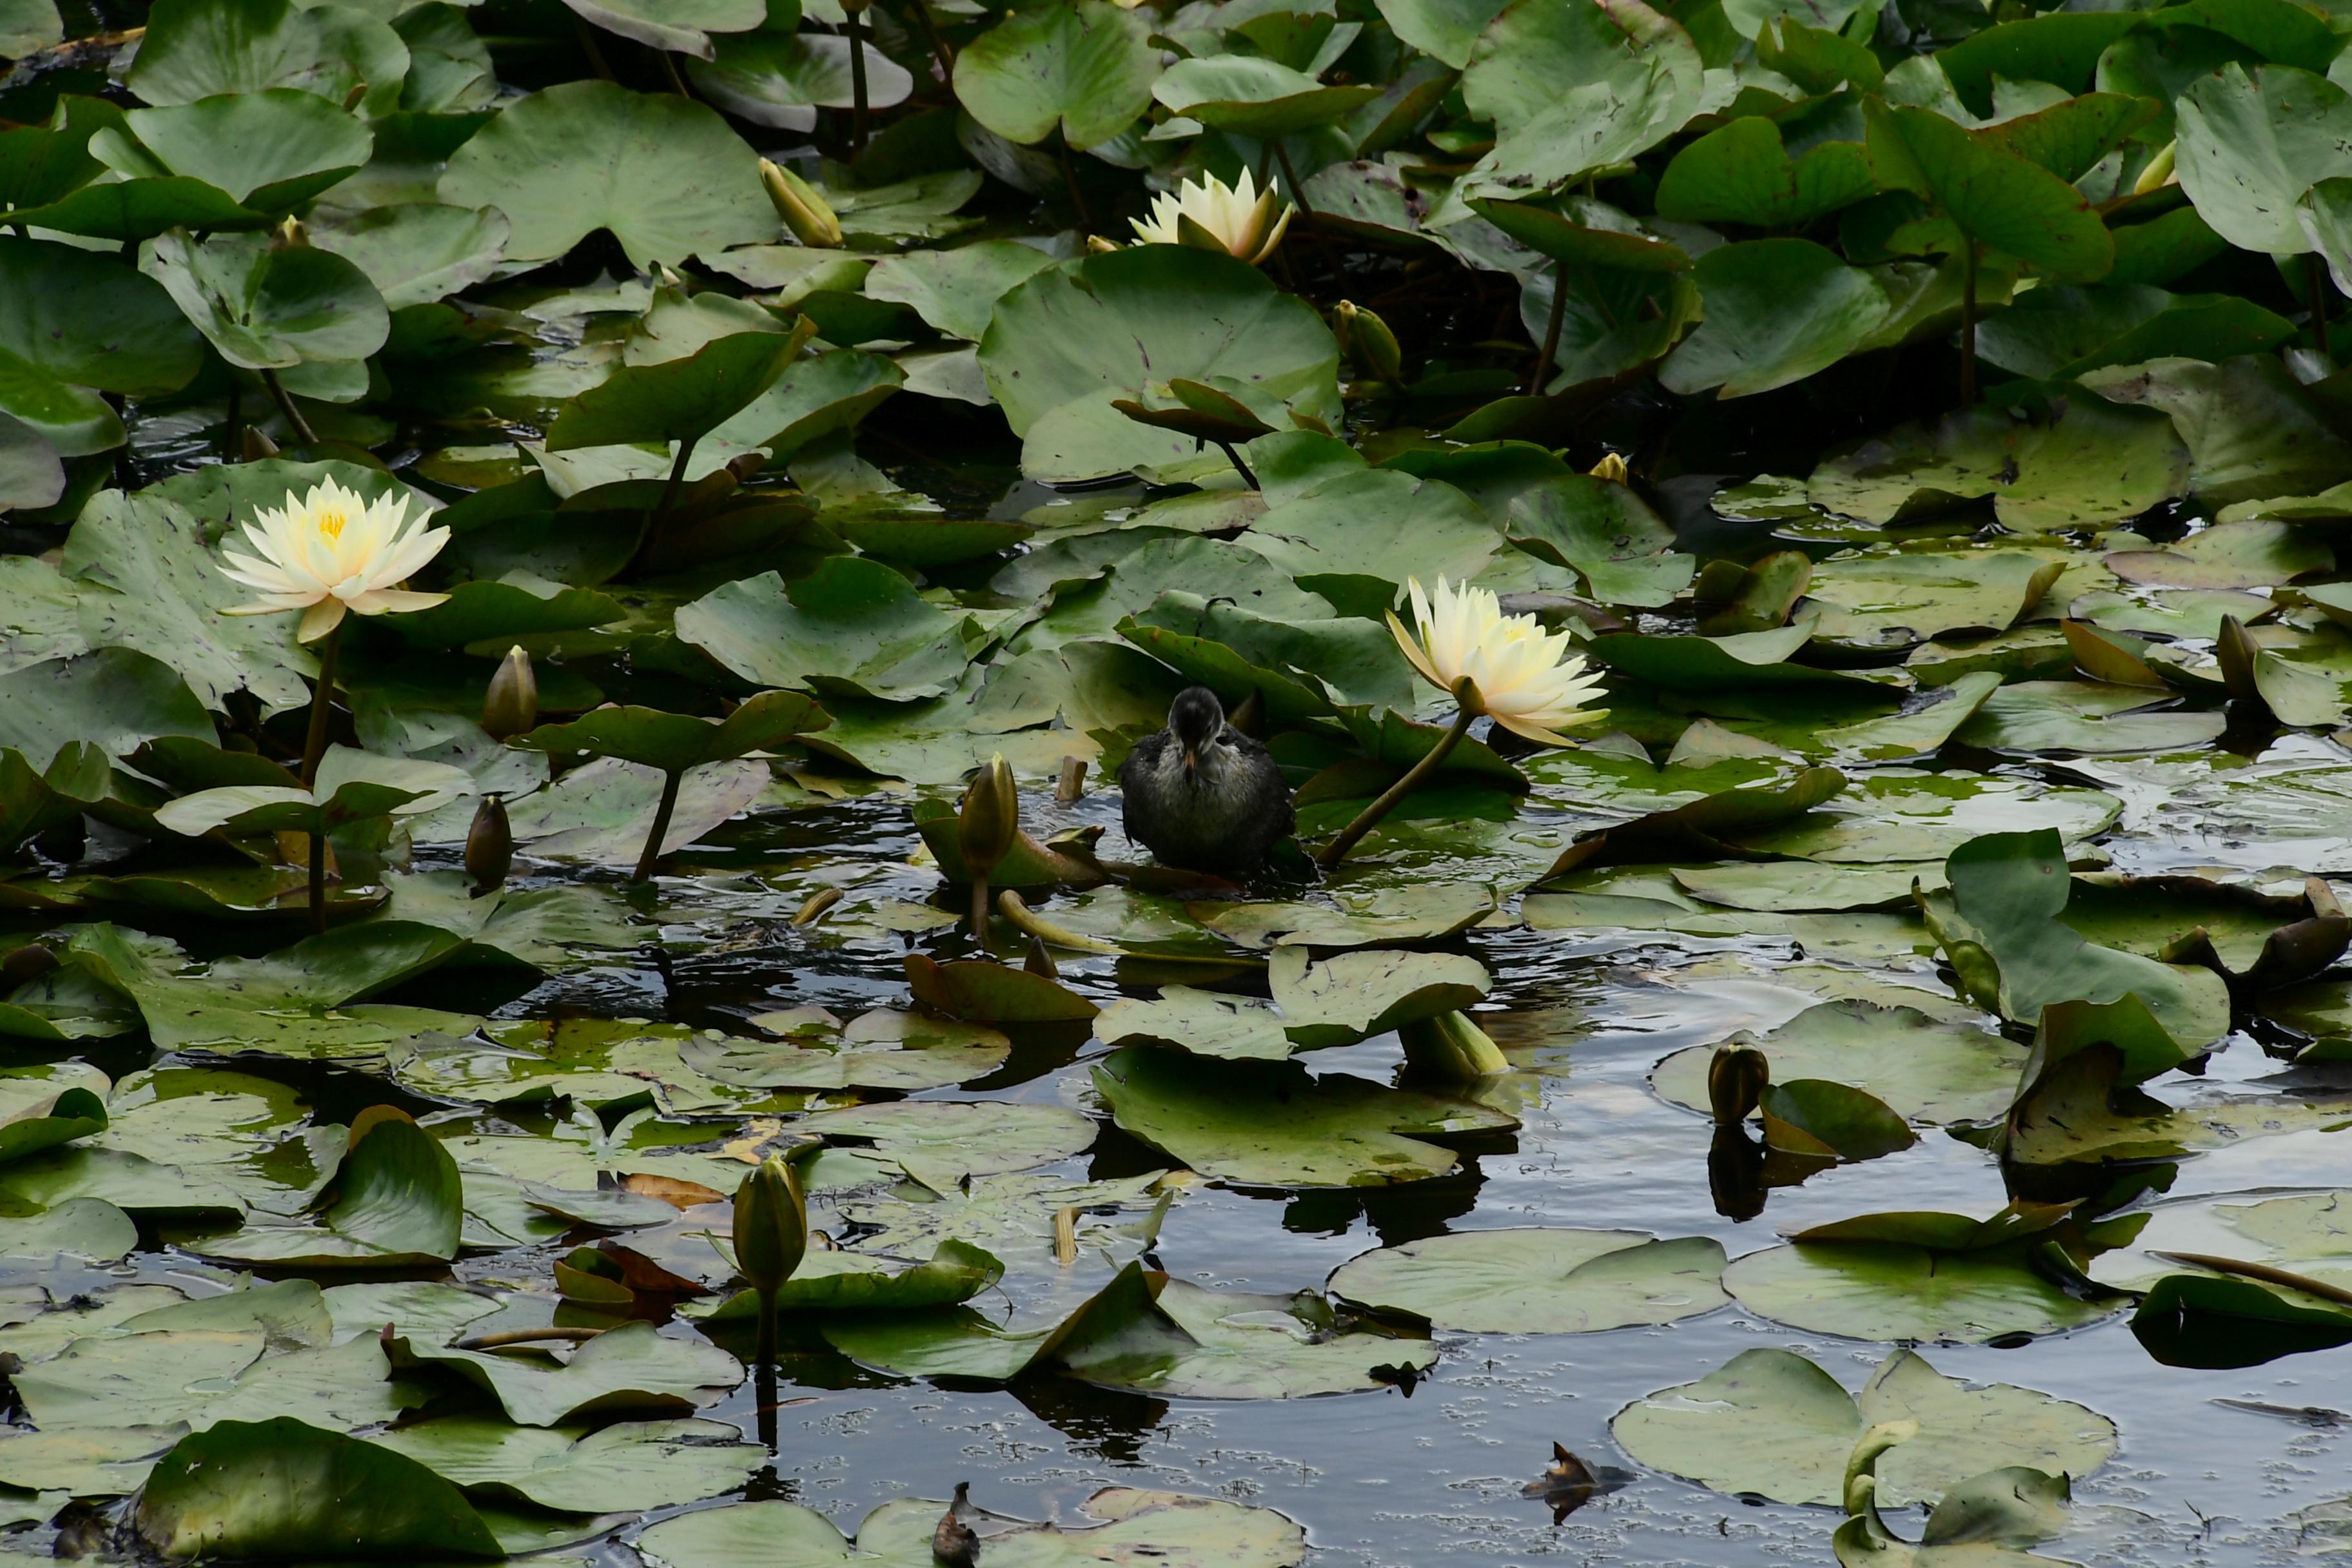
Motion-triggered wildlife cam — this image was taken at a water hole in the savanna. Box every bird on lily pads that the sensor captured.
[1118,686,1293,878]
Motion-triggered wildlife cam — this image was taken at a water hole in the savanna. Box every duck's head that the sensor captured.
[1168,686,1226,778]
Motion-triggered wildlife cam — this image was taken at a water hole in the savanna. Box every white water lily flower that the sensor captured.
[1130,168,1292,264]
[218,479,451,642]
[1389,576,1608,745]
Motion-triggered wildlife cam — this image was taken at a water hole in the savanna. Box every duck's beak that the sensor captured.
[1181,744,1199,778]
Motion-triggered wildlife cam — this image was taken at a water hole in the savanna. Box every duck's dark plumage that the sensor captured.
[1117,687,1293,877]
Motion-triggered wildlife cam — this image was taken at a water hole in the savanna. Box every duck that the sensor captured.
[1117,686,1294,877]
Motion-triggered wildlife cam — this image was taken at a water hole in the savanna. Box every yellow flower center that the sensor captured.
[315,509,348,540]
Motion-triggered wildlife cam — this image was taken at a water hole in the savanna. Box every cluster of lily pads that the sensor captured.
[9,0,2352,1558]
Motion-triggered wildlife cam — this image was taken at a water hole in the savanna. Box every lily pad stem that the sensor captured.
[300,615,344,787]
[634,767,683,883]
[1958,242,1977,410]
[1211,439,1258,489]
[2309,253,2333,369]
[1530,265,1568,396]
[260,368,317,447]
[1055,136,1093,231]
[846,6,870,154]
[1317,686,1477,869]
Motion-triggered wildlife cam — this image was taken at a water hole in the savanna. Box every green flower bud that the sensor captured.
[465,795,512,896]
[1333,300,1403,385]
[734,1153,807,1365]
[1707,1044,1769,1126]
[482,645,538,740]
[760,158,843,249]
[957,754,1019,880]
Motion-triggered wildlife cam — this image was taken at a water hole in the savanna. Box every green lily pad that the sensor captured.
[640,1488,1306,1568]
[1723,1231,2123,1345]
[952,1,1159,151]
[136,1418,505,1562]
[978,248,1340,482]
[2175,63,2352,257]
[803,1100,1096,1182]
[680,1008,1007,1092]
[1809,398,2190,533]
[676,556,986,702]
[1328,1228,1728,1333]
[1193,888,1496,950]
[1092,1045,1514,1187]
[1921,828,2231,1046]
[371,1416,762,1514]
[195,1111,463,1269]
[1610,1348,2116,1507]
[17,1330,404,1435]
[1661,239,1893,400]
[1654,1001,2026,1126]
[393,1319,740,1427]
[0,237,204,455]
[438,80,772,267]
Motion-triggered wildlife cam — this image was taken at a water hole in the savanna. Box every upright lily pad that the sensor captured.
[977,248,1341,482]
[952,1,1159,151]
[136,1418,505,1562]
[0,237,204,455]
[674,556,988,701]
[194,1110,464,1268]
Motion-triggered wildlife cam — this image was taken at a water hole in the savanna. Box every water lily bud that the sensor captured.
[466,795,512,896]
[1086,234,1122,255]
[1707,1044,1769,1125]
[760,158,843,249]
[957,754,1019,880]
[1334,300,1404,385]
[734,1153,807,1364]
[1587,451,1630,484]
[482,645,538,740]
[273,215,308,249]
[0,943,58,989]
[2132,139,2177,196]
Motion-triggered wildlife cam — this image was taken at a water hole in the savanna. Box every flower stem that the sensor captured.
[300,616,343,788]
[1530,266,1568,396]
[968,870,991,936]
[1958,242,1978,410]
[1317,698,1477,870]
[1212,439,1258,489]
[635,437,698,576]
[846,7,870,155]
[308,828,328,936]
[633,768,684,883]
[260,368,318,447]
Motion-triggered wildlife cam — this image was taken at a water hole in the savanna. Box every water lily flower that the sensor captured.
[1130,169,1291,264]
[219,479,450,643]
[1320,577,1607,870]
[1388,576,1607,745]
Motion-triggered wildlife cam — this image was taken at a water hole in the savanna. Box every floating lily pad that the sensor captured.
[1610,1348,2116,1507]
[640,1488,1306,1568]
[1092,1046,1514,1188]
[1654,1001,2025,1126]
[1328,1228,1727,1333]
[681,1008,1008,1092]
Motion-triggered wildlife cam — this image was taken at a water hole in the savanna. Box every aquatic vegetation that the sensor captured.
[6,0,2352,1558]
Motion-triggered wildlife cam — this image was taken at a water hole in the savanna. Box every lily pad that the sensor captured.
[1092,1045,1515,1187]
[1610,1348,2116,1507]
[1328,1228,1728,1333]
[1654,1001,2026,1126]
